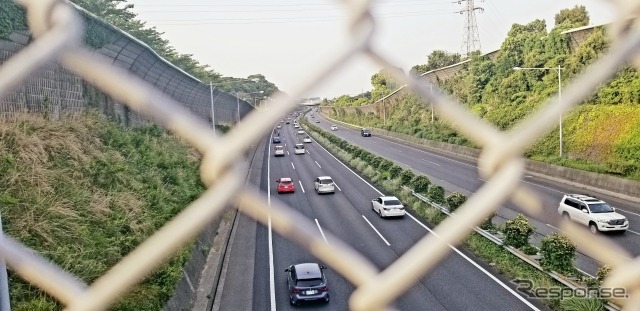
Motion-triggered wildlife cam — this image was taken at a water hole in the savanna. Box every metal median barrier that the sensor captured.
[0,0,639,310]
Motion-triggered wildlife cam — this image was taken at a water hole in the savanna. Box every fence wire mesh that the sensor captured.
[0,0,639,310]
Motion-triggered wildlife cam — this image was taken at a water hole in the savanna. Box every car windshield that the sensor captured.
[295,145,304,149]
[384,199,401,206]
[275,146,283,150]
[319,179,333,184]
[589,203,614,213]
[296,278,323,287]
[280,180,292,185]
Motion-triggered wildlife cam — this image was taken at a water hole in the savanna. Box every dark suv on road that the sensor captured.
[361,128,371,137]
[285,263,330,306]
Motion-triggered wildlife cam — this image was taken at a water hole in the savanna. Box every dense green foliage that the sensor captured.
[540,233,577,275]
[503,214,534,248]
[411,50,462,75]
[0,0,28,39]
[445,192,467,212]
[0,112,204,310]
[324,5,640,180]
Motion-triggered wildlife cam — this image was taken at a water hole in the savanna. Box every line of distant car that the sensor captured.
[273,110,405,306]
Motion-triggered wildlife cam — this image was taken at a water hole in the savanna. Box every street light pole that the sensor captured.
[513,66,564,157]
[214,81,216,131]
[557,65,563,157]
[430,83,434,123]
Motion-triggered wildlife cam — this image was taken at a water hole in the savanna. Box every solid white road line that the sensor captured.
[422,158,441,166]
[628,230,640,236]
[298,180,305,193]
[315,219,329,244]
[291,162,295,170]
[384,139,476,168]
[477,177,486,182]
[315,160,321,168]
[333,182,342,192]
[306,150,310,154]
[546,223,561,231]
[267,134,277,311]
[406,213,540,310]
[616,208,640,218]
[362,215,390,246]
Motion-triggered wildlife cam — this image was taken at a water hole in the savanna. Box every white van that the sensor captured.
[294,143,306,155]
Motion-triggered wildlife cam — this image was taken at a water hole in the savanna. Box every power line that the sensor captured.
[454,0,483,56]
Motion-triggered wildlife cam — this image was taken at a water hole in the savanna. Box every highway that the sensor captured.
[216,117,549,310]
[308,112,640,276]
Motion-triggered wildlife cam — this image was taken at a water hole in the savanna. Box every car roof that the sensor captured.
[295,143,304,146]
[280,177,292,182]
[294,263,322,279]
[380,196,399,200]
[317,176,332,180]
[565,194,605,203]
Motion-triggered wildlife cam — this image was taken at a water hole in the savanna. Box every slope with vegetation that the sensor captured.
[324,6,640,180]
[0,112,204,310]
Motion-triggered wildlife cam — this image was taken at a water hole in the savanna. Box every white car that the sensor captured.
[294,143,306,155]
[371,196,405,218]
[303,136,312,143]
[276,124,282,129]
[294,124,299,128]
[297,130,305,135]
[274,145,285,157]
[558,194,628,233]
[330,125,338,131]
[314,176,335,194]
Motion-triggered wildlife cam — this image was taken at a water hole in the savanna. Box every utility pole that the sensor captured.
[455,0,483,57]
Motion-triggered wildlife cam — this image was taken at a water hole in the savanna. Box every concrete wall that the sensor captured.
[321,113,640,201]
[0,6,253,126]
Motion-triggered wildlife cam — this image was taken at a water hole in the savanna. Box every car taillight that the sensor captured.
[291,288,302,293]
[319,286,328,291]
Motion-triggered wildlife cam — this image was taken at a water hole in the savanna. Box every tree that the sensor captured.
[555,5,589,28]
[411,50,462,75]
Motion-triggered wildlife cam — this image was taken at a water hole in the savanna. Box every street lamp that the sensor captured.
[513,65,563,157]
[209,78,259,129]
[235,91,264,123]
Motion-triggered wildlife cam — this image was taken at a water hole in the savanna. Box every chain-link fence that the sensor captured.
[0,0,639,310]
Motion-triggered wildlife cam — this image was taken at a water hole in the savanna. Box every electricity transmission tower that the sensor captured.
[455,0,483,56]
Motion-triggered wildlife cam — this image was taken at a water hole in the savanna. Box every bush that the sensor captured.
[388,164,403,179]
[399,170,416,185]
[369,156,382,169]
[378,159,394,172]
[559,297,604,311]
[480,211,497,230]
[503,214,534,249]
[540,233,576,275]
[520,244,539,256]
[445,192,467,212]
[427,185,445,204]
[411,175,431,193]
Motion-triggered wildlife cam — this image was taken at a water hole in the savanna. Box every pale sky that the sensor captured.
[127,0,616,99]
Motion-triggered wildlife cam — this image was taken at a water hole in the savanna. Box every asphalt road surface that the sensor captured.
[215,116,549,311]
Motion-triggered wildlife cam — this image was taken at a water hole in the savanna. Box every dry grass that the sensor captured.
[0,112,205,310]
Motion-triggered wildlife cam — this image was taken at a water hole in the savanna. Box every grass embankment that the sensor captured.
[301,118,579,310]
[0,112,205,310]
[327,101,640,181]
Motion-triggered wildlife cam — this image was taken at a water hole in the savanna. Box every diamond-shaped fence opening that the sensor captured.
[0,0,638,310]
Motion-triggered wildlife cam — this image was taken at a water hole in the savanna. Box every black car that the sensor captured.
[272,136,281,144]
[285,263,330,306]
[361,128,371,137]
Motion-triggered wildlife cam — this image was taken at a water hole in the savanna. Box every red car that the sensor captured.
[276,178,295,193]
